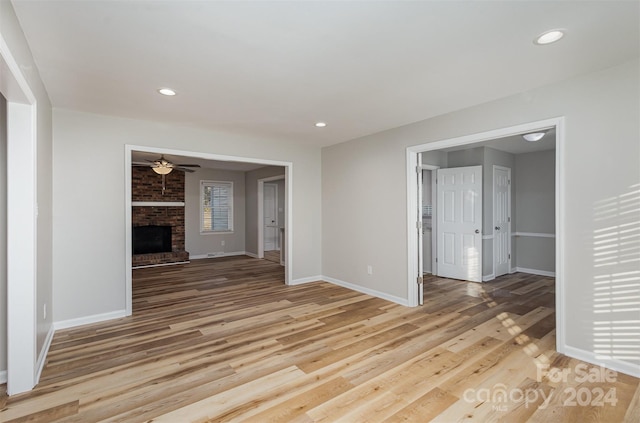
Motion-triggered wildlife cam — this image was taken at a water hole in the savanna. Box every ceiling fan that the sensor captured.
[132,155,201,174]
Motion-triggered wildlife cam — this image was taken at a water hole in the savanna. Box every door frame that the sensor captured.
[2,34,39,394]
[406,116,566,354]
[125,146,292,315]
[420,165,439,276]
[258,176,285,258]
[492,165,512,279]
[263,182,279,252]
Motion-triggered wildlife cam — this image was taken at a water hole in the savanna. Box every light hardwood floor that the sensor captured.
[1,256,638,422]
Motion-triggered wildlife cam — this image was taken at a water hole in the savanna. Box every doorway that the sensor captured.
[257,175,285,265]
[263,183,278,252]
[407,117,565,352]
[125,145,293,316]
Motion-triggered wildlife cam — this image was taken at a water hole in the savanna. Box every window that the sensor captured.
[201,181,233,233]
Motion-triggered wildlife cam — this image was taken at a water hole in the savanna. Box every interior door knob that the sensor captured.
[495,226,501,230]
[475,229,480,234]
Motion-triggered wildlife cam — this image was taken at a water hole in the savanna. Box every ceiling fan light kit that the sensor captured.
[152,166,173,175]
[132,155,202,194]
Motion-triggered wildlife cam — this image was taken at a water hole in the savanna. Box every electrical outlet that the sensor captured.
[367,265,373,275]
[221,240,225,246]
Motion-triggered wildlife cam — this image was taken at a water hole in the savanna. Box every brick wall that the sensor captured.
[132,166,185,201]
[132,167,188,266]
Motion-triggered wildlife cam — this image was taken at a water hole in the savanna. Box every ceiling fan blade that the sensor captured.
[175,167,196,173]
[132,162,150,166]
[175,164,201,167]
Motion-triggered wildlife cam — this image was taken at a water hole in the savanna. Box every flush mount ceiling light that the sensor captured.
[315,122,327,128]
[534,29,565,45]
[157,88,176,96]
[522,131,547,142]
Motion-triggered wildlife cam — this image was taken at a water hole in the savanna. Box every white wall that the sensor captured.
[185,168,246,257]
[322,60,640,370]
[53,110,321,322]
[515,150,555,273]
[0,0,54,378]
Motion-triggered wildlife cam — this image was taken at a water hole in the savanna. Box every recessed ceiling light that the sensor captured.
[534,29,565,45]
[315,122,327,128]
[158,88,176,96]
[522,132,547,142]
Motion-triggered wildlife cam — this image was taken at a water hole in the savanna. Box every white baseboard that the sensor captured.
[35,324,55,383]
[483,274,495,282]
[0,370,6,384]
[54,309,127,331]
[245,251,259,259]
[563,344,640,379]
[515,267,555,277]
[289,275,323,285]
[190,251,247,260]
[322,276,410,307]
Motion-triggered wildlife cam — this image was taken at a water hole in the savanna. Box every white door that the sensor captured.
[436,166,483,282]
[493,166,511,277]
[263,183,278,251]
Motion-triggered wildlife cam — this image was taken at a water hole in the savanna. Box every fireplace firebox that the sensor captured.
[133,225,172,254]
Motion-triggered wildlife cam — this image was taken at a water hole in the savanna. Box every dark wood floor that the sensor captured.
[1,256,638,422]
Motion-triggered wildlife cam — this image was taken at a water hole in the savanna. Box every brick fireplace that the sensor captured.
[132,166,189,267]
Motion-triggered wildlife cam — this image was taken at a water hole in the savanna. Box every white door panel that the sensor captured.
[264,183,278,251]
[436,166,483,282]
[493,166,511,277]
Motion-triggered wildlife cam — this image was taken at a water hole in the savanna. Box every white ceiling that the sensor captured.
[11,1,640,147]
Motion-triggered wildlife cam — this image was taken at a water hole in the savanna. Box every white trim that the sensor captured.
[35,325,54,383]
[515,267,556,277]
[483,274,496,282]
[2,31,39,397]
[131,201,185,207]
[132,261,190,269]
[125,146,294,315]
[53,310,127,331]
[124,149,133,315]
[189,251,247,260]
[244,251,259,259]
[407,116,566,355]
[555,118,566,354]
[6,101,37,396]
[563,345,640,379]
[0,371,6,384]
[515,232,555,238]
[290,275,323,285]
[406,150,420,306]
[322,276,411,307]
[482,235,494,240]
[0,35,37,104]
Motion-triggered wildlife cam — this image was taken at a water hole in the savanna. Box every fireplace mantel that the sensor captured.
[132,201,185,207]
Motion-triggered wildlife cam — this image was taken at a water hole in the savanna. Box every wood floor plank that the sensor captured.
[1,257,637,422]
